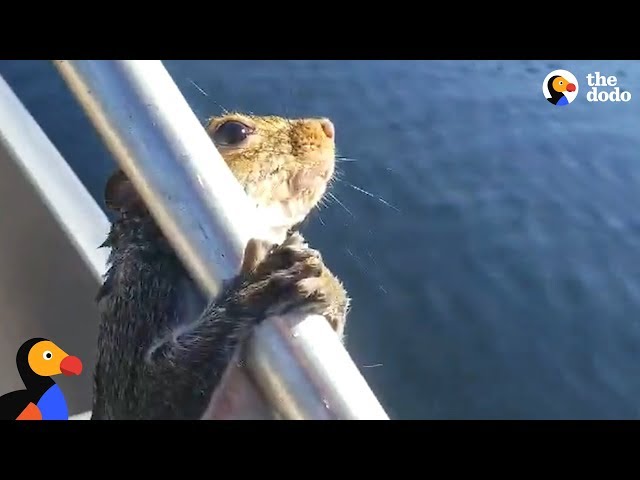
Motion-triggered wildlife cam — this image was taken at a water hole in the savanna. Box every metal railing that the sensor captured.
[0,74,109,416]
[54,60,388,420]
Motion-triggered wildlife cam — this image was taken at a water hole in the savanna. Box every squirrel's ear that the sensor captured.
[105,170,142,213]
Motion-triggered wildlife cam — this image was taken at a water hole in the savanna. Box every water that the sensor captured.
[1,60,639,419]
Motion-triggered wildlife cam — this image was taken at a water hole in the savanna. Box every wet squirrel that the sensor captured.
[91,113,350,420]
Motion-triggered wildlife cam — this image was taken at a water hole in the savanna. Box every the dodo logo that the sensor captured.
[0,338,82,420]
[542,69,579,106]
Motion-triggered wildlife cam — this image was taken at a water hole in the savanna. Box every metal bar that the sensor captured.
[53,60,389,420]
[0,74,109,420]
[0,75,111,285]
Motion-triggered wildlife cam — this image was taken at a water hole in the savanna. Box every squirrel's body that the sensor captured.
[91,113,349,419]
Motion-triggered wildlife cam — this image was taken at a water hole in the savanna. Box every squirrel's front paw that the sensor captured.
[236,232,349,338]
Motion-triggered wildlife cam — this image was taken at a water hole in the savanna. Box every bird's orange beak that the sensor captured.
[60,355,83,376]
[566,83,576,92]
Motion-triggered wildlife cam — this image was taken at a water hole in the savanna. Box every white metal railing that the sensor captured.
[54,60,388,420]
[0,74,109,420]
[0,75,111,283]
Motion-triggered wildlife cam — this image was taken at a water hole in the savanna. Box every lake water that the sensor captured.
[1,59,639,419]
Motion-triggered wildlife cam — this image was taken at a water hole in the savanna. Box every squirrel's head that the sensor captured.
[105,113,336,243]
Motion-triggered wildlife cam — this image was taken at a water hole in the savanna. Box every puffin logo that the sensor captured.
[542,69,579,106]
[0,338,82,420]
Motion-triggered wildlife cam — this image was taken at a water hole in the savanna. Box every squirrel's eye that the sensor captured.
[212,121,252,147]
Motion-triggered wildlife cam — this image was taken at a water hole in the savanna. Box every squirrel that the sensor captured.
[91,113,350,420]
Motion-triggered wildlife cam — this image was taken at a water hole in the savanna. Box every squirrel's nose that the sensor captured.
[319,118,334,139]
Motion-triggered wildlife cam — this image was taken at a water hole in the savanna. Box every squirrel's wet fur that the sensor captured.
[91,114,349,420]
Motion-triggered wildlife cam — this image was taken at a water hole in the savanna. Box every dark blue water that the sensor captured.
[2,60,639,419]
